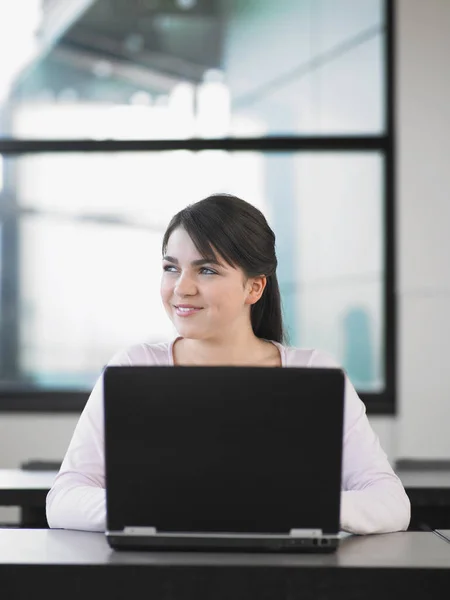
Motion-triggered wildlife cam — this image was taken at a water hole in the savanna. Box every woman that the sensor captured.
[46,194,410,534]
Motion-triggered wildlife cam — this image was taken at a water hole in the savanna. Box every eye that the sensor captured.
[163,264,178,273]
[200,267,217,275]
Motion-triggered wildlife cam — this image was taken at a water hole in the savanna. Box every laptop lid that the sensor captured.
[103,366,345,536]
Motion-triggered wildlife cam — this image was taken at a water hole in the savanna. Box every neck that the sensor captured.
[174,323,272,366]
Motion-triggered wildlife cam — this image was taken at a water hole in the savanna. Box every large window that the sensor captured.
[0,0,395,413]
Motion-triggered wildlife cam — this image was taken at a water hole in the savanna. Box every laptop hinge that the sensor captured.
[123,527,157,536]
[289,529,323,537]
[121,527,324,538]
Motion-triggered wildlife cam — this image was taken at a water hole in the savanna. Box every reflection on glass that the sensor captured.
[1,0,385,138]
[1,151,384,392]
[0,0,41,101]
[343,306,375,390]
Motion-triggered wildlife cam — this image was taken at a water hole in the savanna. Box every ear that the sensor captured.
[245,275,267,305]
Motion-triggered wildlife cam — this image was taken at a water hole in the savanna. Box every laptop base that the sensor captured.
[106,533,339,553]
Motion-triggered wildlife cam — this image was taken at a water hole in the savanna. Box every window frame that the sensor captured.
[0,0,396,415]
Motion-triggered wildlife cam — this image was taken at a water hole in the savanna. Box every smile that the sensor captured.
[174,305,203,317]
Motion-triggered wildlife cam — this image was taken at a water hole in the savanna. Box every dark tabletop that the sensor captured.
[1,529,450,600]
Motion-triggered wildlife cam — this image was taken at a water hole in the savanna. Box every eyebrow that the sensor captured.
[163,255,223,267]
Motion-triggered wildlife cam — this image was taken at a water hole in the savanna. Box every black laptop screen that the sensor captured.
[103,366,344,535]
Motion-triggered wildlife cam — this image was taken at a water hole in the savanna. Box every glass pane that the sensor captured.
[0,0,385,139]
[0,150,384,393]
[293,153,384,391]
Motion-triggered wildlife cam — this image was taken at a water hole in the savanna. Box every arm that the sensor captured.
[310,350,411,535]
[46,352,132,532]
[46,375,107,531]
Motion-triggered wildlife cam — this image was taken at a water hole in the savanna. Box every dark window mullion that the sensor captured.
[383,0,396,413]
[0,136,388,155]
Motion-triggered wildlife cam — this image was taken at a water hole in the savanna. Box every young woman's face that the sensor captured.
[160,227,254,340]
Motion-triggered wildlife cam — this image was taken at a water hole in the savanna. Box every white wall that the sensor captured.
[1,0,449,521]
[396,0,450,458]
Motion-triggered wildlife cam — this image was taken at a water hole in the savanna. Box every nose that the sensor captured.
[174,272,197,297]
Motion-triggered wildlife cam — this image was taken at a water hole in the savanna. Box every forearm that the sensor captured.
[340,482,411,534]
[46,477,106,532]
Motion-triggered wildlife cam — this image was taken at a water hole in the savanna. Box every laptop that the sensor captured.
[103,365,345,553]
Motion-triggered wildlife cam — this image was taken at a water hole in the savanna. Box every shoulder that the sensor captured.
[284,345,364,422]
[283,345,341,369]
[107,341,172,367]
[284,344,351,390]
[80,341,172,420]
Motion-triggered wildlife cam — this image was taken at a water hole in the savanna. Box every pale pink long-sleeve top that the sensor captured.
[46,340,410,534]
